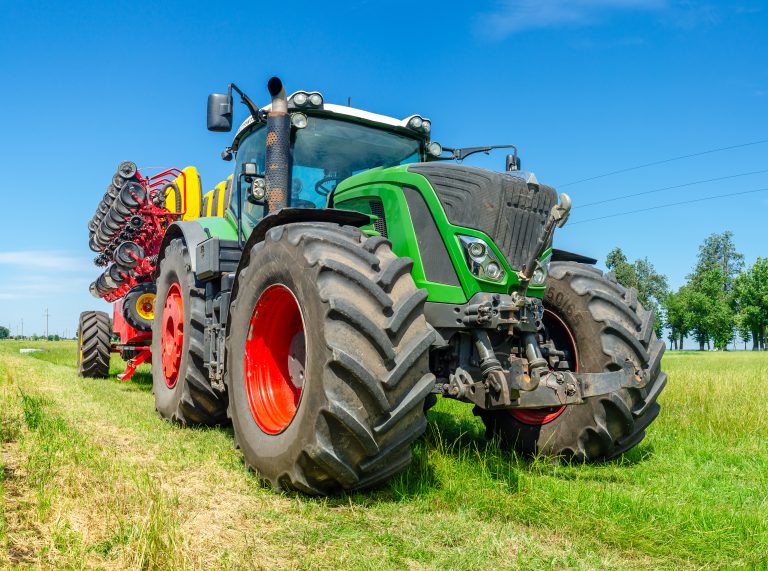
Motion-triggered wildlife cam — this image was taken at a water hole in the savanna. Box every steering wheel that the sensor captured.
[314,175,342,196]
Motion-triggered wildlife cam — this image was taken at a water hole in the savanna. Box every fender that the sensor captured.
[157,217,239,273]
[230,207,371,303]
[551,248,597,265]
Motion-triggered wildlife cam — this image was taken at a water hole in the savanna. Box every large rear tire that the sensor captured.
[476,262,667,461]
[226,223,435,495]
[77,310,111,378]
[151,237,227,425]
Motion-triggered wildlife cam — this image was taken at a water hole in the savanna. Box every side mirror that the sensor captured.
[506,154,521,172]
[207,93,233,132]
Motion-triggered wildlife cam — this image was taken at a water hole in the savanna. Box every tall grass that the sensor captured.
[1,339,767,569]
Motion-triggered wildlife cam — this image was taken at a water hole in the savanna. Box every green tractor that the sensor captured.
[150,77,666,495]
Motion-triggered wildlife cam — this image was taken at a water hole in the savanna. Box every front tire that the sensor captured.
[77,310,112,378]
[226,223,435,495]
[151,237,227,425]
[477,262,667,461]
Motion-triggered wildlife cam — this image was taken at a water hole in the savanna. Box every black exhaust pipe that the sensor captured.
[265,76,291,212]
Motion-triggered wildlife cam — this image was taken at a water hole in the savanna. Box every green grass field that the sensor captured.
[1,340,766,569]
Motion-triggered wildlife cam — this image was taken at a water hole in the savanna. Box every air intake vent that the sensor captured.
[369,199,388,238]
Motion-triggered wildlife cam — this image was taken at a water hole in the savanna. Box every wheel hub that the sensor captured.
[161,283,183,388]
[136,292,156,321]
[244,284,305,434]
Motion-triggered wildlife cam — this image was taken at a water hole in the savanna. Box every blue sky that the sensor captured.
[0,0,766,336]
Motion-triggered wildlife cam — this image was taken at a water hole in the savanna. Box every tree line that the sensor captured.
[606,231,767,351]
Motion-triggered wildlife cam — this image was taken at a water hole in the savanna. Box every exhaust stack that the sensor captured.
[265,76,291,211]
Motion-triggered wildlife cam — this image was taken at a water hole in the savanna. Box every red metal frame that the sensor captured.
[102,168,189,303]
[116,347,152,381]
[111,300,152,382]
[93,166,194,381]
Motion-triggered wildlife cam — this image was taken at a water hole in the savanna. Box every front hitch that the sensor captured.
[515,360,648,408]
[443,359,648,411]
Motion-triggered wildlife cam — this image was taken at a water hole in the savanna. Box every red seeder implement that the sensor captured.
[86,162,188,380]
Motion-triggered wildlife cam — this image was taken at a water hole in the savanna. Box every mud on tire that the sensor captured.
[77,310,112,378]
[226,223,435,495]
[477,261,667,461]
[151,237,227,425]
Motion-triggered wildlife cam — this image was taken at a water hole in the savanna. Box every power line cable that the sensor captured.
[568,186,768,225]
[576,168,768,208]
[559,139,768,187]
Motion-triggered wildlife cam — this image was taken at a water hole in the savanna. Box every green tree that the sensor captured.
[690,231,744,292]
[735,311,752,351]
[686,268,734,351]
[0,325,9,339]
[733,257,768,351]
[664,288,692,350]
[606,248,669,338]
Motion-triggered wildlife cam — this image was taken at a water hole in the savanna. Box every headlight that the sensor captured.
[422,120,431,133]
[467,241,486,259]
[291,112,308,129]
[408,116,423,129]
[458,235,506,283]
[251,177,266,200]
[308,93,323,106]
[293,92,308,106]
[427,141,443,157]
[530,251,552,286]
[485,262,502,280]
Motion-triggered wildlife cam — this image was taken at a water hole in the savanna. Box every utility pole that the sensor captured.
[44,307,49,339]
[21,318,23,339]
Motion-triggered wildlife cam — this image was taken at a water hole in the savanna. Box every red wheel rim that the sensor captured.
[161,282,184,388]
[244,284,305,434]
[509,309,578,426]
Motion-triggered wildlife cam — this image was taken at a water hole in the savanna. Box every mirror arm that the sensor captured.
[439,144,518,161]
[229,83,260,121]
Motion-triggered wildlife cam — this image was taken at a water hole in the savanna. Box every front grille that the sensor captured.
[408,164,556,270]
[369,199,388,238]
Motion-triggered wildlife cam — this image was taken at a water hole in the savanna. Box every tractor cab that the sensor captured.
[229,108,429,236]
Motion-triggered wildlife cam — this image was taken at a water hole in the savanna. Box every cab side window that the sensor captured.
[232,126,267,228]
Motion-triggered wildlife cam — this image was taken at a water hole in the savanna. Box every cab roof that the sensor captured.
[232,92,430,149]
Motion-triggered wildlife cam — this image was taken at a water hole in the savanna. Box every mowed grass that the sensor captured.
[1,341,767,569]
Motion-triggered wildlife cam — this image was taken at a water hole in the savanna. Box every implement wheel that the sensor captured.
[77,310,111,378]
[123,283,156,332]
[151,237,227,425]
[226,223,435,495]
[476,262,667,461]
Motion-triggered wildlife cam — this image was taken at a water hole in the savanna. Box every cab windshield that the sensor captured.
[234,116,422,234]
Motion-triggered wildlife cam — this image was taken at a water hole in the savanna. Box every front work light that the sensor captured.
[530,250,552,286]
[291,112,308,129]
[458,235,506,283]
